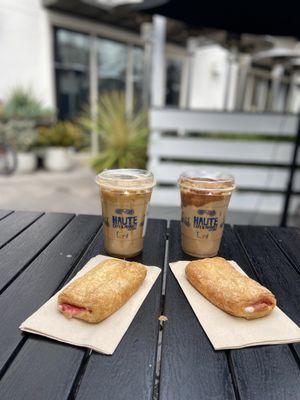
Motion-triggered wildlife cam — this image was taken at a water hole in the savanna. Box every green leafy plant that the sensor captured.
[37,121,86,149]
[4,119,37,152]
[80,91,148,171]
[3,87,54,120]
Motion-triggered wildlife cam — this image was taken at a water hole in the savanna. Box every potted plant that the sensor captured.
[2,87,55,173]
[4,119,37,173]
[3,86,54,123]
[37,121,85,171]
[80,91,148,171]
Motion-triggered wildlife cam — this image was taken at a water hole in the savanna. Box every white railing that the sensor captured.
[148,108,300,214]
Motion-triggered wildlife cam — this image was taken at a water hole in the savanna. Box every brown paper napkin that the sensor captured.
[20,255,161,355]
[170,260,300,350]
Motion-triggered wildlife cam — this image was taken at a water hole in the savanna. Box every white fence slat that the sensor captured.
[149,163,300,191]
[149,136,293,164]
[150,108,298,135]
[150,187,289,213]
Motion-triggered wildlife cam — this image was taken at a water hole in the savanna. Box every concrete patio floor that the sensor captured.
[0,164,298,227]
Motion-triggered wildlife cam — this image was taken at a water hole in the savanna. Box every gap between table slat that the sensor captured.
[73,219,167,400]
[152,220,170,400]
[159,221,237,400]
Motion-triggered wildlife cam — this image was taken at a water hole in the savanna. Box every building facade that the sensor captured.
[0,0,186,120]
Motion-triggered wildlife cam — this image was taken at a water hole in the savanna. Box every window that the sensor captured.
[166,58,183,106]
[55,29,90,120]
[54,28,145,120]
[97,38,127,95]
[133,46,144,108]
[97,40,144,109]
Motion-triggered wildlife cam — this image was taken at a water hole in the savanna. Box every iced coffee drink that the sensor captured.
[95,169,155,258]
[179,171,235,258]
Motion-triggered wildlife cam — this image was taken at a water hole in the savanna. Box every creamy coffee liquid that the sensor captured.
[96,169,155,258]
[179,173,235,258]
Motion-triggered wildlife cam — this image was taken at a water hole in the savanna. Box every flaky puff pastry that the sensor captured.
[58,259,147,323]
[186,257,276,319]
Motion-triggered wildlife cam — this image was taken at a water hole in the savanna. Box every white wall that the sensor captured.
[189,44,230,110]
[0,0,54,107]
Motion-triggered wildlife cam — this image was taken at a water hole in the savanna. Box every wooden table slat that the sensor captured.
[0,212,74,294]
[0,215,102,380]
[268,226,300,275]
[234,226,300,329]
[0,338,84,400]
[219,225,300,400]
[159,221,236,400]
[0,211,43,249]
[1,210,300,400]
[75,219,167,400]
[0,210,13,221]
[0,219,167,400]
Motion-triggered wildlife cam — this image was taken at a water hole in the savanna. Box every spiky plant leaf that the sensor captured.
[80,92,148,171]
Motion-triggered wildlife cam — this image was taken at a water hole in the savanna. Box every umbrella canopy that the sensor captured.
[130,0,300,38]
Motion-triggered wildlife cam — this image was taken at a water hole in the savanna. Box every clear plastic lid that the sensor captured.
[95,169,155,190]
[178,170,235,192]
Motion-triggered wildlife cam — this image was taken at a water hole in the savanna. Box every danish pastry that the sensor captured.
[186,257,276,319]
[58,258,147,323]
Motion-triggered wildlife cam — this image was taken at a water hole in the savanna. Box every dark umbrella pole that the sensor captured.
[280,114,300,226]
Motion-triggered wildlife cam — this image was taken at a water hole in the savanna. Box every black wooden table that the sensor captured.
[0,210,300,400]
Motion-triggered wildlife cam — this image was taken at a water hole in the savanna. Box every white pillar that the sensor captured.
[151,15,167,107]
[286,71,298,112]
[243,75,255,111]
[141,22,152,108]
[184,37,198,109]
[269,64,284,111]
[256,80,268,111]
[235,54,251,110]
[149,15,166,173]
[125,45,134,115]
[89,35,99,155]
[225,50,239,111]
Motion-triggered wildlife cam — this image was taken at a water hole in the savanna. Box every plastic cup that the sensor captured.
[95,169,155,258]
[178,170,235,258]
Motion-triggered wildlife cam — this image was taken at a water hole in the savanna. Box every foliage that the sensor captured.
[80,92,148,171]
[0,121,5,142]
[0,101,4,121]
[3,87,54,120]
[37,121,86,149]
[4,119,37,152]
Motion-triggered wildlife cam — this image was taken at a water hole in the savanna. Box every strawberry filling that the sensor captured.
[59,303,88,315]
[251,298,274,311]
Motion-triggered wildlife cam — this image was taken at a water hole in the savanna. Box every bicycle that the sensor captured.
[0,142,17,175]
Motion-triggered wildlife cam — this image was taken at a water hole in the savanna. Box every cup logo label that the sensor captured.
[101,197,150,245]
[193,214,218,231]
[181,206,226,240]
[112,215,138,231]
